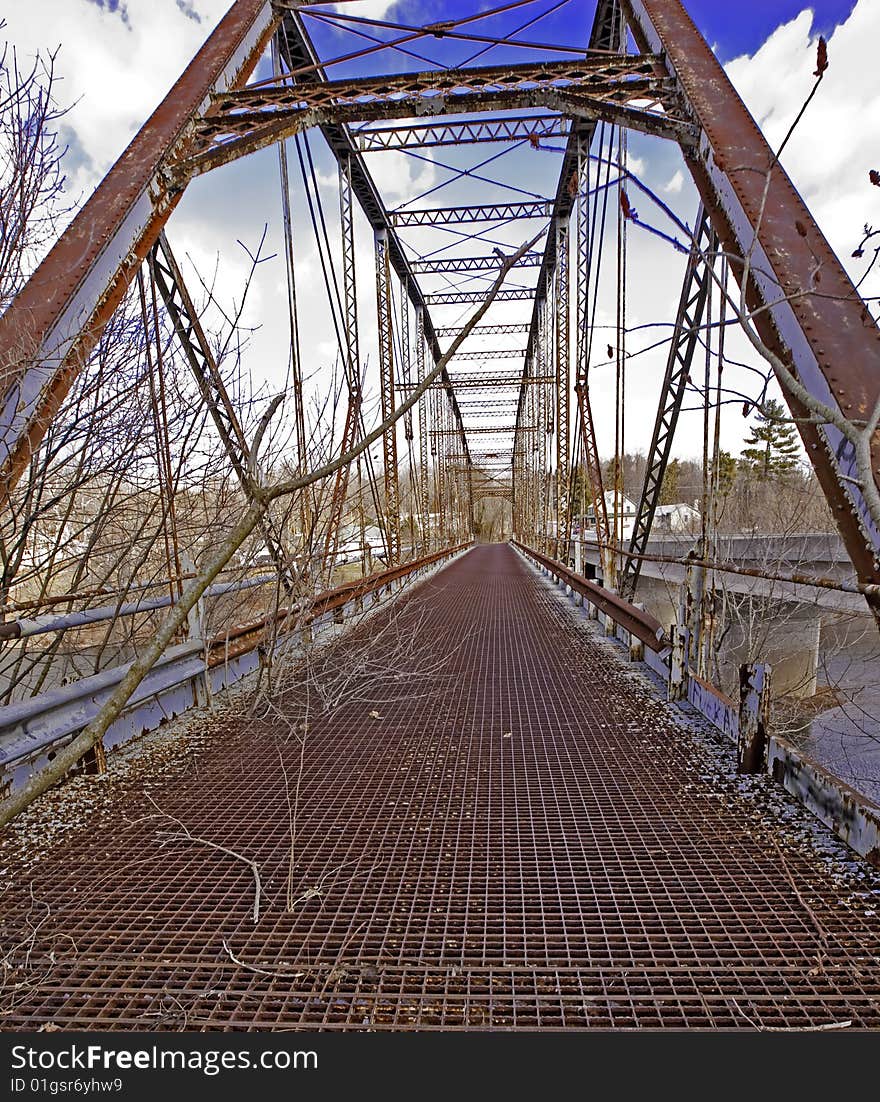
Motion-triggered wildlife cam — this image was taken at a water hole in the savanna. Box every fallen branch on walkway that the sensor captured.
[140,800,262,923]
[157,828,263,925]
[221,920,367,981]
[728,999,851,1031]
[221,940,306,978]
[0,230,541,832]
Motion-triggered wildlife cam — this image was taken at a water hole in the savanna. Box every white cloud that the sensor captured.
[627,154,646,176]
[724,2,880,298]
[332,1,400,20]
[368,149,437,203]
[663,169,684,195]
[4,0,230,196]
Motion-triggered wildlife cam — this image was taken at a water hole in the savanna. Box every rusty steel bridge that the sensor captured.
[0,1,879,1031]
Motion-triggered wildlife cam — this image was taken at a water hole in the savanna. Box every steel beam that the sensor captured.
[618,206,714,601]
[411,252,543,274]
[436,323,530,338]
[355,114,569,152]
[390,202,552,227]
[322,160,362,579]
[415,307,431,553]
[572,130,609,574]
[404,373,554,389]
[555,218,570,542]
[375,230,400,565]
[436,426,518,435]
[450,349,528,360]
[425,288,536,305]
[177,53,693,179]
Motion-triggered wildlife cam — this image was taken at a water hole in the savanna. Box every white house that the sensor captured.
[335,524,386,564]
[575,491,638,539]
[653,502,700,534]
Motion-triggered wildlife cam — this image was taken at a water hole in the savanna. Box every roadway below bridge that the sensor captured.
[577,532,867,614]
[1,544,878,1030]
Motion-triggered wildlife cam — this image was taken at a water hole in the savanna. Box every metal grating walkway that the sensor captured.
[1,543,879,1030]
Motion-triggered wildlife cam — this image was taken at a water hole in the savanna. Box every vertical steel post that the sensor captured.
[322,159,362,580]
[555,218,570,552]
[415,307,431,553]
[433,384,446,547]
[374,229,400,565]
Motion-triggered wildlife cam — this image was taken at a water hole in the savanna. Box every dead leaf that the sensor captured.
[814,35,828,76]
[368,710,382,720]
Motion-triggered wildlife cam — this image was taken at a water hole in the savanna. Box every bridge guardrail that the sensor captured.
[0,542,470,798]
[511,540,668,652]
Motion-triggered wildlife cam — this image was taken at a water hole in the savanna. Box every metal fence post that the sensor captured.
[668,619,689,701]
[738,662,772,773]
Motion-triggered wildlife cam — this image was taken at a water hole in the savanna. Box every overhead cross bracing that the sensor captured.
[436,324,530,337]
[447,349,528,360]
[356,115,570,153]
[425,288,538,304]
[177,54,695,180]
[390,202,553,227]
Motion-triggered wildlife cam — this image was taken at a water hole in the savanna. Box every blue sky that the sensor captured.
[683,0,857,60]
[299,1,861,75]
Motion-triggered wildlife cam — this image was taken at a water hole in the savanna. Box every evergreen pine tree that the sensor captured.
[714,450,737,494]
[660,457,680,504]
[741,399,800,474]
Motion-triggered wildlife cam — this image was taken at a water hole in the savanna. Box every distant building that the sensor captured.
[574,492,638,538]
[653,502,700,534]
[336,524,386,564]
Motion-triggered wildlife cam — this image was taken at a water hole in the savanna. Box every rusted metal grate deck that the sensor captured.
[1,544,878,1029]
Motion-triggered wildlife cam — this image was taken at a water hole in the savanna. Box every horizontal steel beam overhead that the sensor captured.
[425,288,536,304]
[436,323,530,337]
[459,404,518,412]
[390,202,553,227]
[354,114,569,152]
[622,0,880,614]
[437,426,518,435]
[412,252,543,274]
[210,53,667,115]
[275,11,471,466]
[450,349,528,360]
[176,54,694,178]
[403,374,553,389]
[0,0,277,497]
